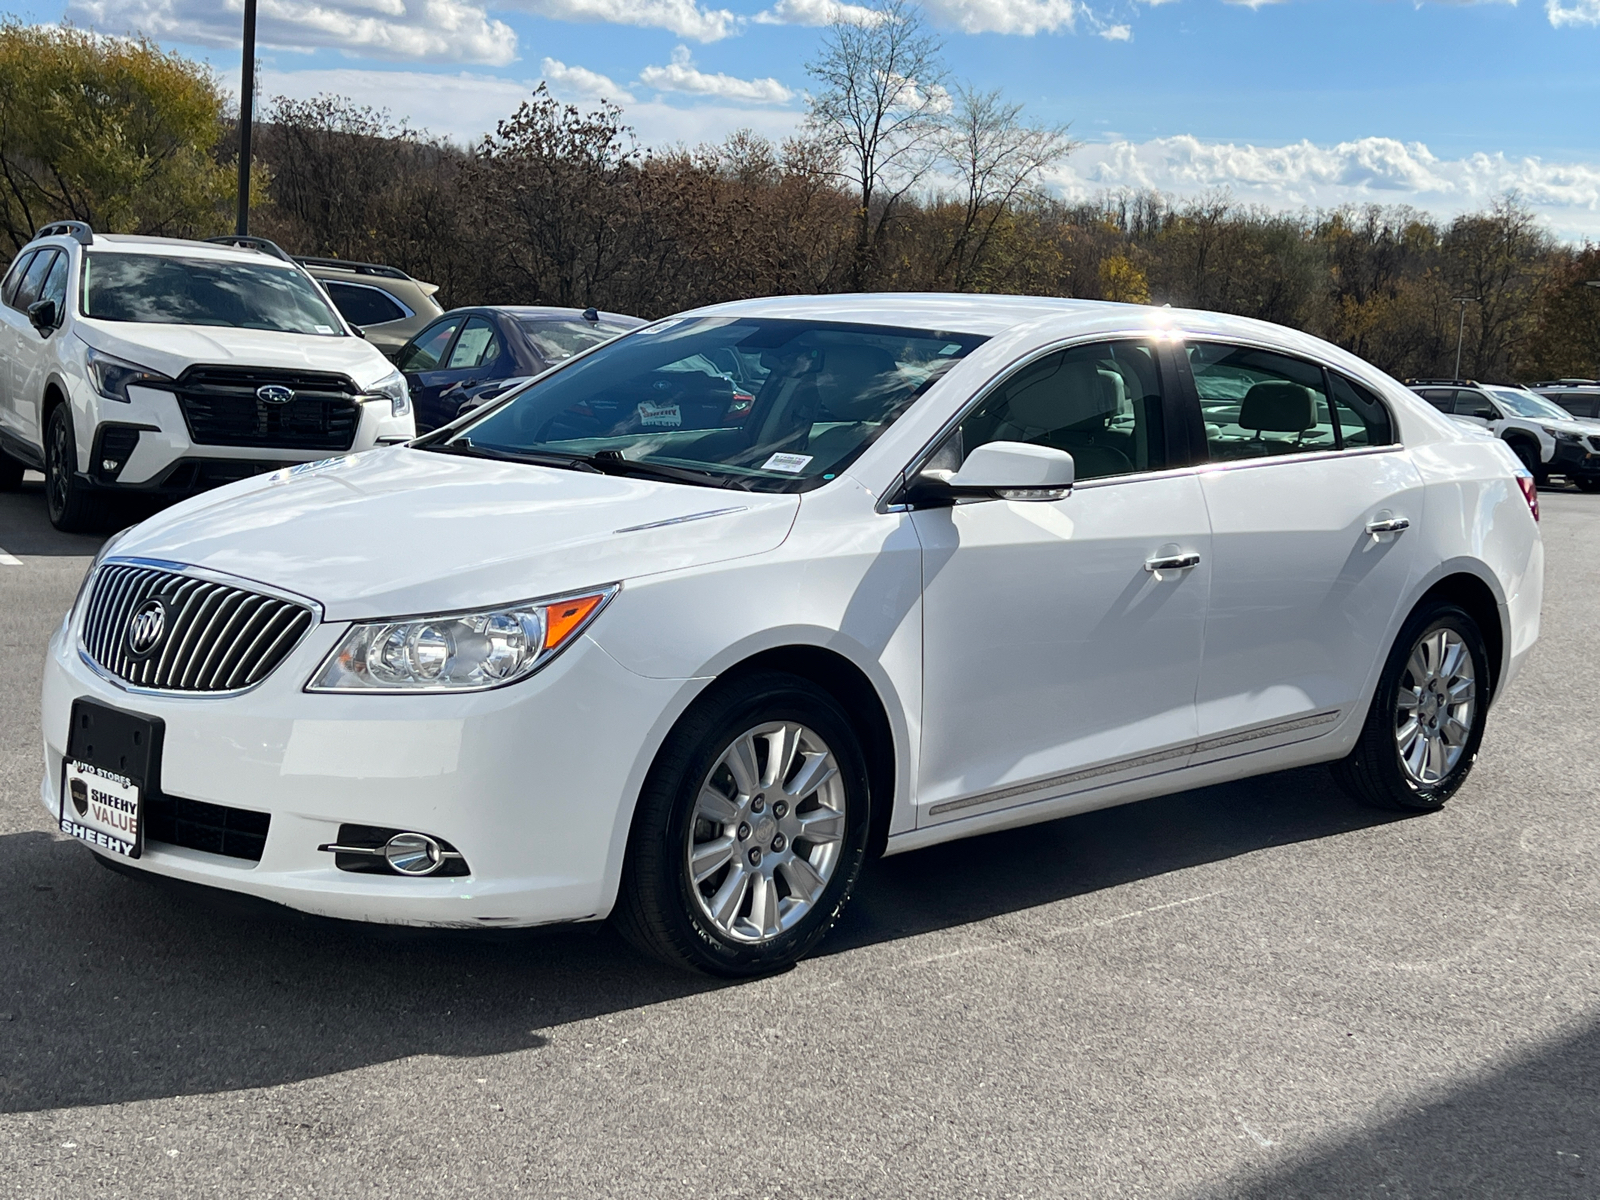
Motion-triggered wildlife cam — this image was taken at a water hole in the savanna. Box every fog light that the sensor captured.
[384,832,445,876]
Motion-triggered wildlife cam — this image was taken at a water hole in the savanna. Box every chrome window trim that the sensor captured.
[75,557,324,700]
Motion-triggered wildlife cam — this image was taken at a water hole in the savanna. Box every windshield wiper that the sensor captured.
[578,450,749,489]
[422,440,601,472]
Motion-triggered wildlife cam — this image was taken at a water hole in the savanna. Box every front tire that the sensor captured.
[613,671,872,976]
[1576,477,1600,494]
[1507,438,1546,486]
[1332,602,1490,812]
[44,404,105,532]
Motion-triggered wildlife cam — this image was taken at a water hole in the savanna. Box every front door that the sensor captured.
[912,338,1210,826]
[1185,341,1422,760]
[396,315,465,432]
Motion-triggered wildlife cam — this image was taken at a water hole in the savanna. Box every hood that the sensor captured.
[74,320,397,390]
[109,448,799,620]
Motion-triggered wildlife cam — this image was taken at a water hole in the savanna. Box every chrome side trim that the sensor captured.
[1194,445,1404,476]
[925,709,1342,818]
[615,506,747,533]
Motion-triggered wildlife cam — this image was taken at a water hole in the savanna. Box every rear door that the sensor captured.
[1186,340,1422,760]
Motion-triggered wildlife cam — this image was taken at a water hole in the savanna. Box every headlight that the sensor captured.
[363,368,410,418]
[1545,426,1580,443]
[84,345,170,403]
[306,586,618,693]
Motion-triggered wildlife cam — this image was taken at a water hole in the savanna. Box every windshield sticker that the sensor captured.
[638,401,682,428]
[314,324,335,334]
[761,452,814,474]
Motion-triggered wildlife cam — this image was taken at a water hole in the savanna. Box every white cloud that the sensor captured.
[540,57,634,103]
[754,0,888,25]
[1548,0,1600,25]
[506,0,739,40]
[1051,134,1600,237]
[260,66,804,147]
[921,0,1078,34]
[638,46,794,104]
[68,0,516,64]
[1098,22,1131,38]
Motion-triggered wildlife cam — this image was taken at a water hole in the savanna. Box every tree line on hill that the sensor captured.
[0,15,1595,384]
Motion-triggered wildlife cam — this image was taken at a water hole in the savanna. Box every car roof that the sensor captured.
[489,306,645,324]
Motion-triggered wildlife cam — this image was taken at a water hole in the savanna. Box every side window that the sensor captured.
[1190,342,1335,460]
[447,317,500,370]
[38,251,68,314]
[2,250,37,307]
[1454,390,1498,420]
[1418,389,1454,413]
[952,339,1165,482]
[396,317,462,371]
[325,281,407,326]
[1329,374,1394,446]
[12,249,56,311]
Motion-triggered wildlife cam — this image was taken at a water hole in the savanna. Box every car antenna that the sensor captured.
[582,306,599,322]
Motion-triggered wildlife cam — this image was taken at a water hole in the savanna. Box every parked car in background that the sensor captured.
[0,223,414,530]
[297,257,444,360]
[395,305,645,431]
[1529,379,1600,421]
[45,296,1541,976]
[1407,378,1600,489]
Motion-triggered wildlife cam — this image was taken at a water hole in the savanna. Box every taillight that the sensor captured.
[1515,471,1539,522]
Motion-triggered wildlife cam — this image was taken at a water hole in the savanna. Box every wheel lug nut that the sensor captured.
[773,800,788,818]
[737,822,751,841]
[748,849,762,867]
[750,796,765,814]
[771,833,786,852]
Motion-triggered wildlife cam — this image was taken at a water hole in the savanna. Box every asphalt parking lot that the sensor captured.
[1,472,1596,1199]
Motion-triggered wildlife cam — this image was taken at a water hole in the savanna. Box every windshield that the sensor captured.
[441,316,987,492]
[520,317,637,362]
[81,253,345,335]
[1486,387,1572,421]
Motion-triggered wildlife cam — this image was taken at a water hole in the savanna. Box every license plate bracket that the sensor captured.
[60,699,164,859]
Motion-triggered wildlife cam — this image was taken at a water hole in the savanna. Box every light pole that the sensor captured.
[1451,295,1479,381]
[235,0,257,236]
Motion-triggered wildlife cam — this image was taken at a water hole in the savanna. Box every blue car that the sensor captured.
[395,305,645,432]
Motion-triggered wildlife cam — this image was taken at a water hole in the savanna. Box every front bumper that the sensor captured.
[1551,438,1600,480]
[41,614,688,928]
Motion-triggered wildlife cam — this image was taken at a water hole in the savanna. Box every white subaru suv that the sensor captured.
[0,223,413,530]
[41,295,1542,976]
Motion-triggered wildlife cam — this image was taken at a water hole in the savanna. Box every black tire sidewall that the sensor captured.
[625,672,871,975]
[1368,603,1491,810]
[46,404,76,527]
[1507,439,1538,476]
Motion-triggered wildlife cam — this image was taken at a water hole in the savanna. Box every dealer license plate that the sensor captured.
[59,699,164,859]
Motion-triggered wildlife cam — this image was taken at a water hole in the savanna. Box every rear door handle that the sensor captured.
[1365,516,1410,535]
[1145,552,1201,572]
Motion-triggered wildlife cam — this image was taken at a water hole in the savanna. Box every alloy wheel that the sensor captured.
[46,409,71,521]
[685,720,847,944]
[1394,627,1477,787]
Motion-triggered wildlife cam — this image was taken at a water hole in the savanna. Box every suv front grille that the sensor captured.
[82,564,315,693]
[173,366,361,451]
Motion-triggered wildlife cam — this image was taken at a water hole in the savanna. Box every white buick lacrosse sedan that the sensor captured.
[43,295,1543,975]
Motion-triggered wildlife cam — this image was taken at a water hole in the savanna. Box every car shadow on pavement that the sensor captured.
[0,476,123,554]
[1207,1016,1600,1199]
[2,762,1402,1115]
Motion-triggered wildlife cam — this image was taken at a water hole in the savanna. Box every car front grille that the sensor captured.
[173,366,361,451]
[146,794,270,863]
[81,564,315,693]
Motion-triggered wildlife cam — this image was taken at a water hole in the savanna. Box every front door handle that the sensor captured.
[1365,516,1411,535]
[1145,552,1201,572]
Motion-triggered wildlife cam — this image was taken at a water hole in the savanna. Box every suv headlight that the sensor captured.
[84,345,171,403]
[1543,425,1580,443]
[307,586,618,693]
[363,367,410,418]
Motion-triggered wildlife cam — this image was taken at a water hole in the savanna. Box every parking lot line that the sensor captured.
[0,546,21,565]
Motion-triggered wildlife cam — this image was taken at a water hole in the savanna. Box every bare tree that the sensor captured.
[935,85,1074,289]
[805,0,948,289]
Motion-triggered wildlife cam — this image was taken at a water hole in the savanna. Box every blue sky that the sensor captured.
[20,0,1600,235]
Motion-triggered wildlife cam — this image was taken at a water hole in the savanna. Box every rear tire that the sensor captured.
[613,671,872,976]
[44,404,105,532]
[0,447,22,491]
[1332,602,1490,812]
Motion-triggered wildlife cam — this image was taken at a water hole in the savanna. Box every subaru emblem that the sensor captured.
[257,384,295,405]
[126,598,167,657]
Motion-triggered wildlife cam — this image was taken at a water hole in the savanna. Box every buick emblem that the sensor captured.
[257,384,295,405]
[126,598,167,658]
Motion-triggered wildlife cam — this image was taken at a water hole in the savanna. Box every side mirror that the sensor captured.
[27,299,57,333]
[908,441,1075,505]
[351,325,368,339]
